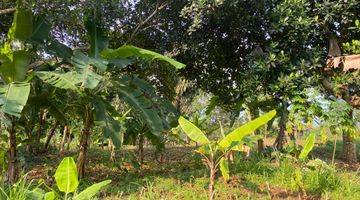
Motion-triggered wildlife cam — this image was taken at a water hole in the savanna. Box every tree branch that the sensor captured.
[0,8,16,15]
[127,1,168,43]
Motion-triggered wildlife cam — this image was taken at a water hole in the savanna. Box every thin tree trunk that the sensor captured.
[209,162,216,200]
[332,134,337,165]
[342,132,357,163]
[44,121,59,150]
[35,111,47,152]
[77,127,90,179]
[66,127,72,151]
[77,105,92,179]
[289,126,297,143]
[250,108,264,153]
[59,125,69,155]
[138,133,144,164]
[274,101,288,150]
[25,125,34,153]
[342,110,357,164]
[109,139,115,162]
[6,120,17,184]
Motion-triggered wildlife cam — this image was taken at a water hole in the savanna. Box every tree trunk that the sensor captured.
[77,106,92,179]
[274,101,288,150]
[289,126,297,143]
[25,125,34,153]
[209,164,216,200]
[77,127,90,179]
[44,121,59,150]
[35,111,47,152]
[109,139,116,162]
[59,125,69,155]
[342,110,357,163]
[342,132,357,163]
[138,133,144,164]
[249,108,264,153]
[66,127,72,151]
[6,120,17,184]
[321,77,357,163]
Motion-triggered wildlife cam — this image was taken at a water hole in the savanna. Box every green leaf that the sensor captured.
[178,116,210,145]
[44,191,57,200]
[54,157,79,193]
[93,98,123,147]
[47,39,73,60]
[219,157,230,181]
[72,50,108,71]
[122,76,179,129]
[73,180,111,200]
[85,19,108,58]
[0,51,31,83]
[0,150,6,169]
[36,71,80,91]
[30,15,51,42]
[0,82,30,117]
[77,68,102,89]
[299,132,316,160]
[218,110,276,149]
[101,45,186,69]
[27,188,45,200]
[195,144,212,154]
[7,8,33,40]
[205,96,219,115]
[114,79,164,135]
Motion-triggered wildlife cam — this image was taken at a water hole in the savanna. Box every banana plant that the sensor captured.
[0,5,33,184]
[178,110,276,200]
[28,12,184,177]
[46,157,111,200]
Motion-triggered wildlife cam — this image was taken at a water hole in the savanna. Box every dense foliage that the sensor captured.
[0,0,359,199]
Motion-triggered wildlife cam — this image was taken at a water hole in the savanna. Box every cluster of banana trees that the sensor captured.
[0,3,185,184]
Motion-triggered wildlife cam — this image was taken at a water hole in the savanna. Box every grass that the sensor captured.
[18,138,360,200]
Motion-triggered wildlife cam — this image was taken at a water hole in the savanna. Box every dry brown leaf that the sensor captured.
[326,54,360,71]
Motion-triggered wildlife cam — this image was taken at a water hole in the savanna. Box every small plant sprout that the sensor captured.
[178,110,276,200]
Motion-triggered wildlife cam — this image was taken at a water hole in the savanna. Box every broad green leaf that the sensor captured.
[44,191,57,200]
[205,96,219,115]
[73,180,111,200]
[72,50,108,71]
[27,188,45,200]
[145,131,165,150]
[218,110,276,149]
[114,79,164,135]
[122,76,180,129]
[0,82,30,117]
[299,132,316,160]
[108,58,133,68]
[7,8,33,40]
[195,144,212,154]
[0,150,5,169]
[85,19,108,58]
[77,68,102,89]
[101,45,186,69]
[30,15,51,42]
[93,98,123,147]
[54,157,79,193]
[178,116,210,145]
[219,157,230,181]
[320,127,328,144]
[36,71,80,91]
[48,39,73,60]
[0,51,31,83]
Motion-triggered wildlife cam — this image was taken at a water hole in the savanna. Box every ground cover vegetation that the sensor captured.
[0,0,359,199]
